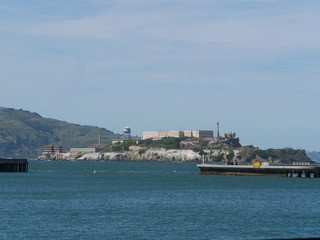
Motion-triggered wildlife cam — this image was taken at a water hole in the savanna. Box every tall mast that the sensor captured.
[216,121,220,138]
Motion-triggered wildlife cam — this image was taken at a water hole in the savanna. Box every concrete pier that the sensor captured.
[197,163,320,178]
[0,159,28,172]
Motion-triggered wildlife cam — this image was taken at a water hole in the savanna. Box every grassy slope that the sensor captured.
[0,107,118,158]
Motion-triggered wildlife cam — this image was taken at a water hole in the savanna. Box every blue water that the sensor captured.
[1,160,320,239]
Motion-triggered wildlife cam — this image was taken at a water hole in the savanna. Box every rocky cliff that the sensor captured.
[39,148,201,162]
[39,146,313,164]
[208,147,313,164]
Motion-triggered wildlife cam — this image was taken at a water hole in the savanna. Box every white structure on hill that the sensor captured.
[142,130,213,140]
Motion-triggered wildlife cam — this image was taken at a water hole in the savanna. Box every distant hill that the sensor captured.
[306,151,320,162]
[0,107,119,158]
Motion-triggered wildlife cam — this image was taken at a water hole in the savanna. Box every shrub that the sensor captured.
[226,151,235,161]
[211,154,224,162]
[138,149,146,155]
[140,137,182,149]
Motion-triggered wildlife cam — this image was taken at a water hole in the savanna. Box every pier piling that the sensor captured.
[0,159,28,172]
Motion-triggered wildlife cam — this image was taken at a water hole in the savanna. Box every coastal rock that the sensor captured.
[137,148,201,162]
[180,138,241,149]
[207,138,241,148]
[38,146,314,164]
[39,148,201,162]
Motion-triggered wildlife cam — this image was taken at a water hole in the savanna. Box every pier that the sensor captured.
[0,159,28,172]
[197,163,320,178]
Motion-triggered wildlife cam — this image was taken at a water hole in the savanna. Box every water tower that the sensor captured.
[123,127,131,139]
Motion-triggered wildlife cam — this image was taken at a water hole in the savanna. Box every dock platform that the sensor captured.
[0,159,28,172]
[197,163,320,178]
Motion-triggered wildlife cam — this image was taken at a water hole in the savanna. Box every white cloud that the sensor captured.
[2,0,320,86]
[16,0,319,54]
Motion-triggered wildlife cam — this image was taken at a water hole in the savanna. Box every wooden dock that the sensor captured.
[0,159,28,172]
[197,163,320,178]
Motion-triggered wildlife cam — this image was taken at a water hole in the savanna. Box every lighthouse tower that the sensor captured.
[216,121,220,138]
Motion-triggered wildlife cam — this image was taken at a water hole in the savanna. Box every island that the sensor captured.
[38,135,313,165]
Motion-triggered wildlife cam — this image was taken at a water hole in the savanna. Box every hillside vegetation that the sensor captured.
[0,107,118,158]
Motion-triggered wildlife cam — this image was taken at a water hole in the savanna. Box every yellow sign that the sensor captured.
[253,162,261,167]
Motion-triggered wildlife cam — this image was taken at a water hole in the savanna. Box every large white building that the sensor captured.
[142,130,213,140]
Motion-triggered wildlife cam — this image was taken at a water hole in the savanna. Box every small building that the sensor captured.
[112,140,124,145]
[42,145,63,155]
[191,130,214,139]
[224,132,236,139]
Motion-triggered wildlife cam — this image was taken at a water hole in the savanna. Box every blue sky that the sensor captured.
[1,0,320,150]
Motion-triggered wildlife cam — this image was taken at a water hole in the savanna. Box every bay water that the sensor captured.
[1,160,320,239]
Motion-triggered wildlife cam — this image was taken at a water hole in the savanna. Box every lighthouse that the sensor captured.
[216,121,220,138]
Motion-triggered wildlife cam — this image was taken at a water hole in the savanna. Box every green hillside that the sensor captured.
[0,107,119,158]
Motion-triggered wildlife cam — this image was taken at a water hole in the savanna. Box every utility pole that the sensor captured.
[216,121,220,138]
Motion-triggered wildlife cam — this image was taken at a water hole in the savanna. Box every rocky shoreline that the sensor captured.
[39,148,202,162]
[38,145,314,164]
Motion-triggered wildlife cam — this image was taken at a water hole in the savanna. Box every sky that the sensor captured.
[1,0,320,151]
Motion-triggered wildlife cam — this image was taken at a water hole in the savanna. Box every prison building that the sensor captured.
[42,145,63,155]
[142,130,213,140]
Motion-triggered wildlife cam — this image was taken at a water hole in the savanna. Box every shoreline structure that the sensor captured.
[197,163,320,178]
